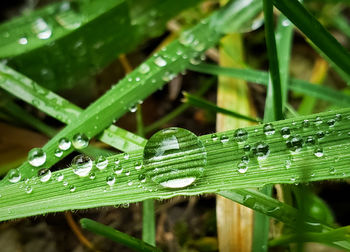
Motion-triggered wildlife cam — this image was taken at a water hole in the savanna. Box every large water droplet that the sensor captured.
[139,63,150,74]
[72,133,89,149]
[38,168,51,182]
[72,154,92,177]
[58,137,71,150]
[8,169,21,183]
[234,128,248,142]
[96,156,108,170]
[263,123,275,136]
[142,127,207,188]
[28,148,46,167]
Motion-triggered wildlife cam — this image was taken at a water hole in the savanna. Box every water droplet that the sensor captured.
[211,134,218,141]
[253,142,270,160]
[138,174,146,183]
[313,147,324,158]
[32,18,52,39]
[18,37,28,45]
[58,137,71,150]
[162,71,176,82]
[123,153,129,160]
[72,154,92,177]
[63,180,68,186]
[243,144,251,152]
[8,169,21,183]
[280,127,291,139]
[38,168,51,182]
[327,119,336,127]
[69,185,76,192]
[237,162,248,174]
[234,129,248,142]
[282,19,291,27]
[89,172,96,179]
[28,148,46,167]
[56,173,64,182]
[139,63,150,74]
[129,105,137,113]
[113,163,123,175]
[305,136,316,146]
[96,156,108,170]
[134,161,142,170]
[286,135,303,152]
[143,127,206,188]
[220,135,229,143]
[72,133,89,149]
[335,114,342,121]
[179,32,194,46]
[54,148,63,157]
[106,175,116,186]
[154,56,167,67]
[302,119,310,128]
[329,167,336,174]
[25,185,33,194]
[316,131,325,139]
[315,117,323,126]
[263,123,275,136]
[285,158,292,169]
[128,181,133,186]
[125,171,130,176]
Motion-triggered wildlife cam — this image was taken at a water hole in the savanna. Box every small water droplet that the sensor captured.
[28,148,46,167]
[54,148,63,157]
[234,129,248,142]
[138,174,146,183]
[316,131,325,139]
[32,18,52,39]
[56,173,64,182]
[162,71,176,82]
[285,158,292,169]
[18,37,28,45]
[313,147,324,158]
[25,185,33,194]
[280,127,291,139]
[96,156,108,170]
[38,168,51,182]
[69,185,76,192]
[243,144,251,152]
[125,171,130,176]
[286,135,303,152]
[72,133,89,149]
[8,169,21,183]
[106,175,116,186]
[211,134,218,141]
[113,163,123,175]
[305,136,316,146]
[315,117,323,126]
[72,154,92,177]
[134,161,142,170]
[220,135,229,143]
[123,153,129,160]
[327,119,336,127]
[253,142,270,160]
[128,181,133,186]
[129,105,137,113]
[63,180,68,186]
[302,119,310,128]
[282,19,291,27]
[335,114,342,121]
[179,32,194,46]
[263,123,275,136]
[58,137,71,150]
[329,167,336,174]
[143,127,206,188]
[237,162,248,174]
[154,56,167,67]
[89,172,96,179]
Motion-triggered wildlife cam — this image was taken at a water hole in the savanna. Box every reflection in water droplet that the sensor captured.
[58,137,71,150]
[28,148,46,167]
[143,127,206,188]
[263,123,275,136]
[38,168,51,182]
[72,133,89,149]
[8,169,21,183]
[72,154,92,177]
[96,156,108,170]
[234,129,248,142]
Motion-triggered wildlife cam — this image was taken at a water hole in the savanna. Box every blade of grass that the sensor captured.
[80,218,162,252]
[272,0,350,77]
[0,64,147,153]
[333,14,350,39]
[0,108,350,221]
[188,63,350,107]
[142,199,156,246]
[182,92,260,123]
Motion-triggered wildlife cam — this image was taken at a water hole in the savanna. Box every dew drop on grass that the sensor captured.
[54,148,63,157]
[253,142,270,160]
[113,163,123,175]
[134,161,142,170]
[335,113,342,121]
[220,135,229,143]
[18,36,28,45]
[234,128,248,142]
[138,174,146,183]
[286,135,303,152]
[179,32,194,46]
[305,136,316,146]
[128,181,133,186]
[329,167,336,175]
[28,148,46,167]
[25,185,33,194]
[129,105,137,113]
[143,127,207,189]
[8,169,21,183]
[89,172,96,179]
[280,127,291,139]
[96,156,108,170]
[139,63,150,74]
[123,153,129,160]
[302,119,310,128]
[72,154,92,177]
[69,185,76,192]
[56,173,64,182]
[211,134,218,141]
[315,116,323,126]
[263,123,275,136]
[313,147,324,158]
[237,162,248,174]
[243,144,251,152]
[32,18,52,40]
[327,119,336,127]
[154,56,167,67]
[58,137,71,150]
[316,131,325,139]
[106,175,116,186]
[72,133,89,149]
[38,168,51,182]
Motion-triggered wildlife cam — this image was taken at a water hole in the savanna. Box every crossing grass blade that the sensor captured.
[0,107,349,221]
[188,63,350,107]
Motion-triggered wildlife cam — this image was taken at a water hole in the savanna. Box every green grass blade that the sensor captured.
[80,218,162,252]
[0,108,349,221]
[188,63,350,107]
[333,14,350,39]
[272,0,350,77]
[263,0,283,121]
[142,199,156,246]
[183,92,260,123]
[0,0,262,183]
[0,64,147,153]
